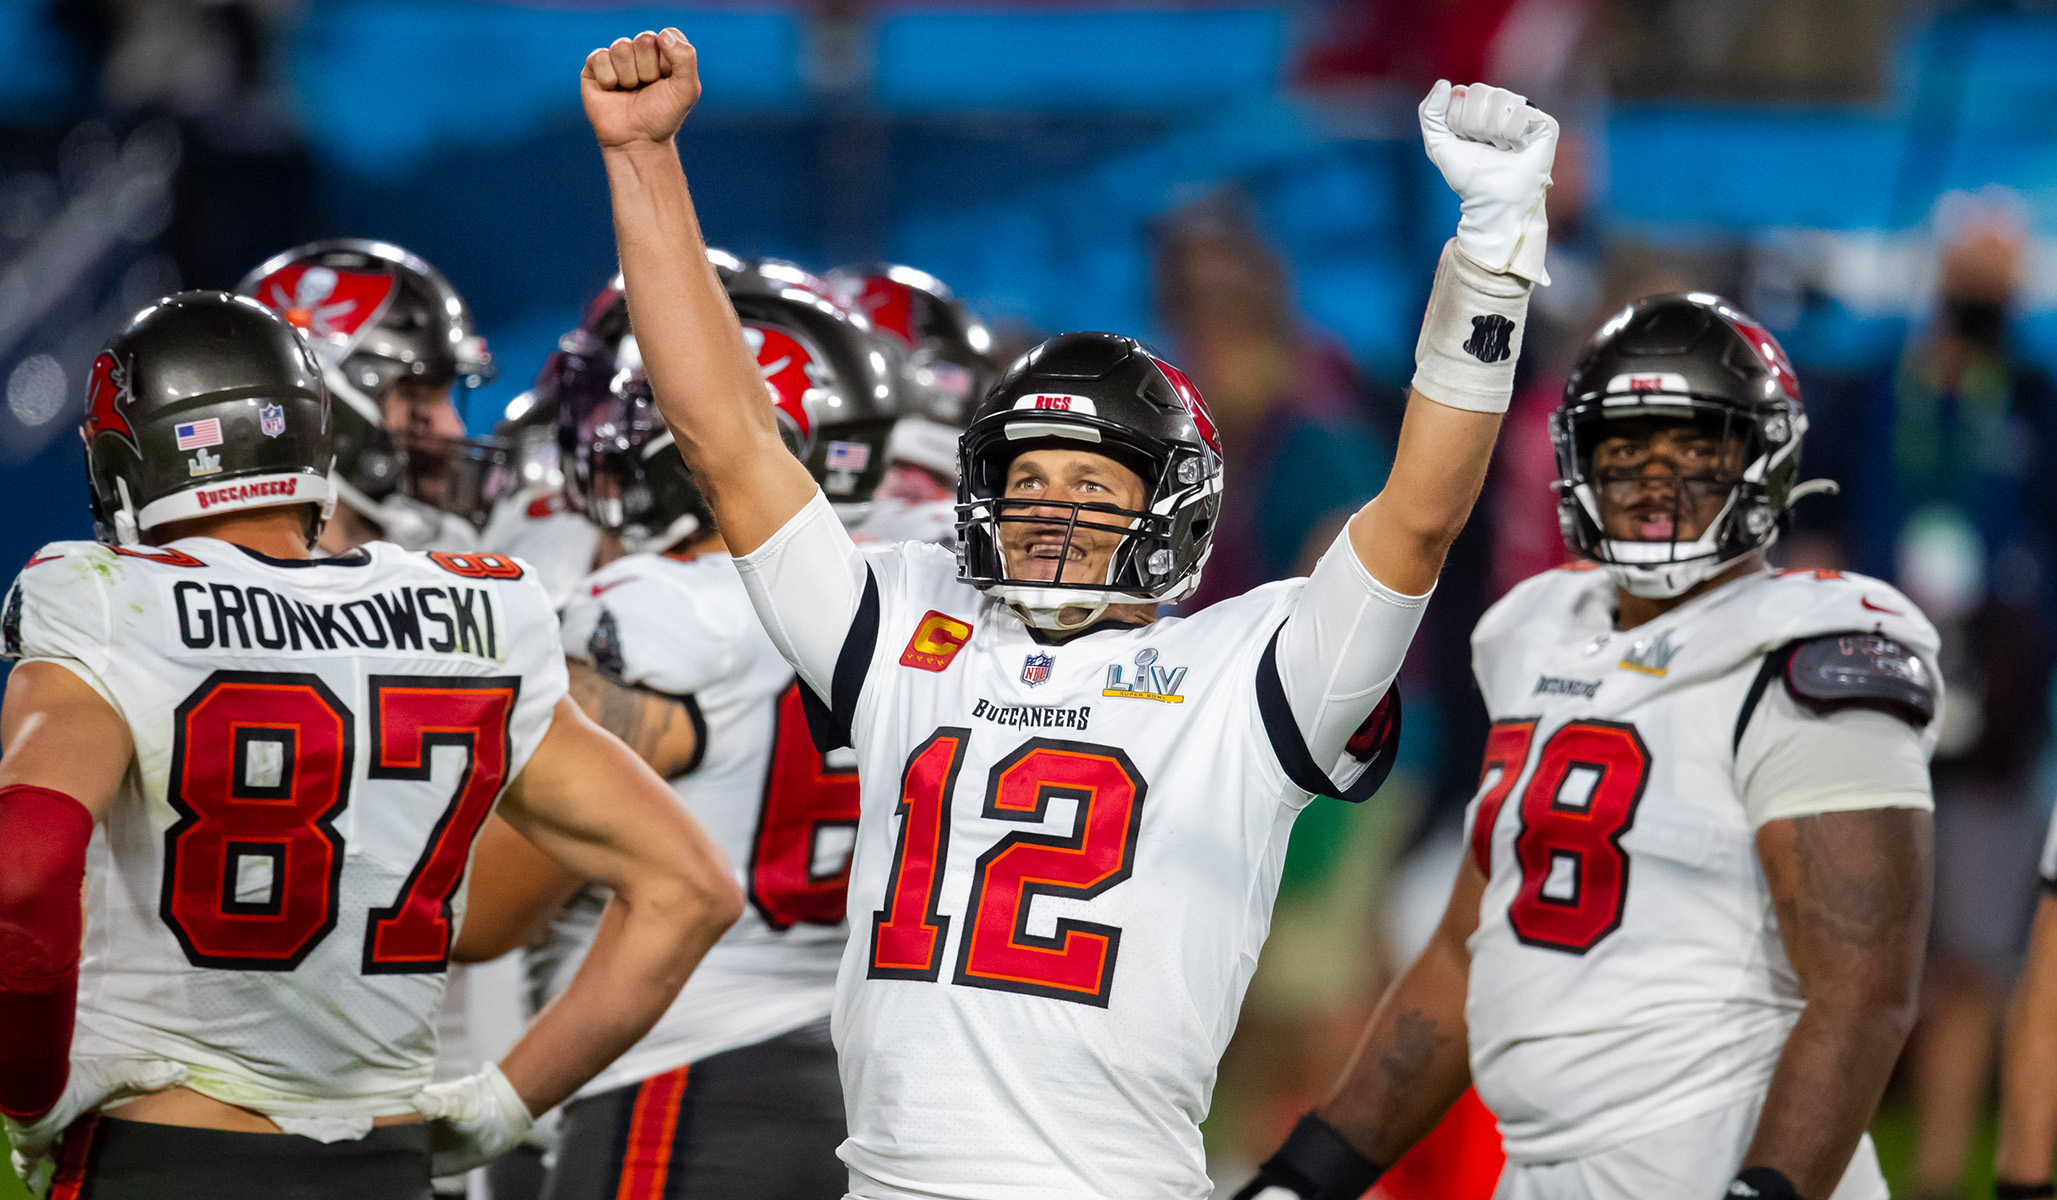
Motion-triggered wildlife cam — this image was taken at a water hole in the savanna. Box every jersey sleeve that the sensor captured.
[558,566,747,698]
[1262,526,1432,795]
[734,490,874,702]
[2,545,120,707]
[1734,682,1933,830]
[500,571,570,777]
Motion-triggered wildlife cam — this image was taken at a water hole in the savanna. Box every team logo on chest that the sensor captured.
[1619,629,1681,676]
[1020,652,1054,687]
[1103,646,1186,703]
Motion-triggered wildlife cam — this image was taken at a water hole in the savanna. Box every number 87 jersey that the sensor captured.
[1,537,565,1131]
[1460,563,1940,1166]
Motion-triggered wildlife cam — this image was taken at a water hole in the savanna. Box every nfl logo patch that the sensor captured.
[259,403,286,438]
[1021,652,1053,687]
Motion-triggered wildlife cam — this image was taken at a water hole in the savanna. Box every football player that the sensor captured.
[1235,295,1939,1200]
[240,239,507,554]
[582,30,1552,1198]
[0,292,743,1198]
[455,256,901,1198]
[826,263,999,545]
[1996,810,2057,1198]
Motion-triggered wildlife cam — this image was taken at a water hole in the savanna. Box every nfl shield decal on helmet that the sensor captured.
[259,403,286,438]
[1021,652,1054,687]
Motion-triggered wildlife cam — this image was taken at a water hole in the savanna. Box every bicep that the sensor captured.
[497,697,716,894]
[0,660,133,819]
[1755,807,1932,994]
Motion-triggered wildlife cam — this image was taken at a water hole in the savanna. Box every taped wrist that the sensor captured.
[1411,238,1532,414]
[1236,1113,1384,1200]
[0,784,92,1121]
[1996,1182,2057,1200]
[1729,1166,1806,1200]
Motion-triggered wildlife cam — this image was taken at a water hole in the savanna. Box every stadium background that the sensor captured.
[2,1,2054,1195]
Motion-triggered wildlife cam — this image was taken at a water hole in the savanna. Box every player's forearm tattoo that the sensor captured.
[568,661,689,770]
[1378,1009,1451,1094]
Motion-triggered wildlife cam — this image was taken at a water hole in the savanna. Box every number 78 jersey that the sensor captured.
[1,538,565,1127]
[1460,564,1939,1164]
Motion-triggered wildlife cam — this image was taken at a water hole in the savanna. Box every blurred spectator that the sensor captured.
[1153,194,1391,609]
[1807,188,2057,1200]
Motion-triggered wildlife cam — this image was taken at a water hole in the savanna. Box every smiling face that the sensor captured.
[999,446,1147,585]
[1591,417,1748,544]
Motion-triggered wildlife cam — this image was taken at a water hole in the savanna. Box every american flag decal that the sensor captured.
[175,418,223,450]
[825,440,871,472]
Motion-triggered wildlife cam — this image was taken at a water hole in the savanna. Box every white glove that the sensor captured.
[5,1057,187,1189]
[1419,79,1559,285]
[410,1062,535,1177]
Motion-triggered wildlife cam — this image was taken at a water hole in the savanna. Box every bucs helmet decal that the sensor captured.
[84,351,139,455]
[1146,354,1220,457]
[250,264,400,360]
[742,322,823,446]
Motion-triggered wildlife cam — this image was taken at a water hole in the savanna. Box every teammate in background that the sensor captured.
[0,293,742,1198]
[583,29,1552,1198]
[477,274,643,608]
[455,255,898,1198]
[241,239,508,554]
[826,263,999,513]
[1238,295,1937,1200]
[1995,813,2057,1198]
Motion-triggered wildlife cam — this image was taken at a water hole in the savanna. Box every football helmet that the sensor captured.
[557,258,818,553]
[83,291,335,546]
[1553,292,1825,598]
[956,331,1224,630]
[731,259,899,521]
[237,239,507,532]
[826,263,999,427]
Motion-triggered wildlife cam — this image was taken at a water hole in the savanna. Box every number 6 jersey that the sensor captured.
[1462,563,1940,1164]
[0,537,565,1136]
[735,493,1428,1200]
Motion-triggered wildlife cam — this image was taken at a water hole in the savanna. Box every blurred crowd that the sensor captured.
[6,1,2057,1198]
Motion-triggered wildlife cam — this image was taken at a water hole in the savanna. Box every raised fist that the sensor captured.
[582,28,703,150]
[1419,80,1559,285]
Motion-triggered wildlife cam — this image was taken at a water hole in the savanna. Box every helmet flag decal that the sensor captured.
[252,264,400,359]
[84,351,138,453]
[1147,355,1221,457]
[742,322,822,441]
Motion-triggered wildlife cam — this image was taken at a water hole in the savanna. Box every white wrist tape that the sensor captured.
[1410,239,1533,414]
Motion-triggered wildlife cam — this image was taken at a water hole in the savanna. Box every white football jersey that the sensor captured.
[1,537,566,1126]
[550,549,854,1094]
[1463,564,1940,1162]
[848,497,958,548]
[734,496,1426,1200]
[479,487,601,609]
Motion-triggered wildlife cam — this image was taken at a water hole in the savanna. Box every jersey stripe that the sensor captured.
[49,1113,99,1200]
[615,1064,690,1200]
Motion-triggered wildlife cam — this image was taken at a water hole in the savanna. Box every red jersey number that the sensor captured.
[868,732,1147,1007]
[748,681,863,930]
[1479,720,1650,954]
[161,670,517,973]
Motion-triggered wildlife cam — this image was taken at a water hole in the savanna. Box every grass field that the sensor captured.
[0,1099,2004,1198]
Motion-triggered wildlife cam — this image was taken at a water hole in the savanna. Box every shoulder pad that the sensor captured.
[1784,633,1936,727]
